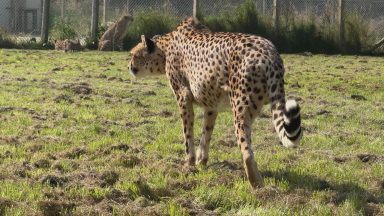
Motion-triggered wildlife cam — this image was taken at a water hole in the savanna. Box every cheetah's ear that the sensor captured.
[141,35,155,54]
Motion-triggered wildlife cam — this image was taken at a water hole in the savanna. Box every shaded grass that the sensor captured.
[0,49,383,215]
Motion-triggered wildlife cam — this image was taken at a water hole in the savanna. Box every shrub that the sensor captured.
[0,28,16,49]
[343,12,371,53]
[201,0,339,54]
[122,10,178,50]
[50,19,78,41]
[202,0,267,36]
[276,21,339,54]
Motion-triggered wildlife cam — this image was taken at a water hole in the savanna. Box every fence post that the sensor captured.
[338,0,345,50]
[41,0,50,43]
[91,0,99,41]
[61,0,65,20]
[103,0,107,25]
[193,0,199,19]
[262,0,266,15]
[272,0,280,32]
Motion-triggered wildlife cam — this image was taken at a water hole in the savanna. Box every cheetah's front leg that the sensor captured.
[196,109,218,166]
[175,88,196,166]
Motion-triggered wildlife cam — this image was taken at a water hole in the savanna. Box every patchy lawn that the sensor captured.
[0,49,383,215]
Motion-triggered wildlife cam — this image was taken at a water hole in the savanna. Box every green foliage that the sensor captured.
[201,0,339,54]
[203,0,267,36]
[0,28,16,49]
[50,19,78,40]
[343,12,371,53]
[122,10,178,50]
[276,21,339,53]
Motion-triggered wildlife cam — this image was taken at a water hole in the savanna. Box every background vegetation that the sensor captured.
[1,0,382,54]
[121,0,380,54]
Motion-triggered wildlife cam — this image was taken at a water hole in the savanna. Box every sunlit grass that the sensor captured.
[0,49,383,215]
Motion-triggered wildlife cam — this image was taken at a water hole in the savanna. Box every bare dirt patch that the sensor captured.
[54,94,74,103]
[351,94,367,101]
[208,160,241,174]
[357,153,377,163]
[0,136,20,145]
[364,203,384,216]
[34,159,51,169]
[125,120,155,128]
[63,82,92,95]
[106,188,134,204]
[109,143,130,152]
[142,91,156,96]
[0,198,16,215]
[40,175,68,187]
[100,171,119,187]
[333,156,349,164]
[176,198,217,216]
[216,139,236,148]
[122,98,147,107]
[114,154,141,168]
[159,110,173,118]
[63,147,87,159]
[38,200,75,216]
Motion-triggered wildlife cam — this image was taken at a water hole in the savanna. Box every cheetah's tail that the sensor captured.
[271,99,302,148]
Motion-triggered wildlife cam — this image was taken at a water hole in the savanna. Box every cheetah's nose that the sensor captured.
[131,67,138,75]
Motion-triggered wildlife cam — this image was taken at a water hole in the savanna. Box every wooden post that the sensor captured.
[272,0,280,32]
[103,0,107,25]
[338,0,345,50]
[91,0,99,41]
[41,0,50,43]
[262,0,266,15]
[193,0,199,19]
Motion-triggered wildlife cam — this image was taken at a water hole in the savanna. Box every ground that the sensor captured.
[0,49,383,216]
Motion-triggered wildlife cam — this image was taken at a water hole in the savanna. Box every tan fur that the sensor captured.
[98,15,133,51]
[128,18,302,189]
[55,39,82,52]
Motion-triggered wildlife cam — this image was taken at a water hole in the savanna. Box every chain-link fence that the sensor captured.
[0,0,383,50]
[0,0,42,35]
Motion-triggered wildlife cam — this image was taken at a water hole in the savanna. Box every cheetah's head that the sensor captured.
[129,35,165,77]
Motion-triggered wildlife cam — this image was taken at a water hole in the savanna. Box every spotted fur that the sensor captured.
[128,18,302,189]
[54,39,82,52]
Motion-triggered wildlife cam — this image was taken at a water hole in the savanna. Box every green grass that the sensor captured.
[0,49,383,215]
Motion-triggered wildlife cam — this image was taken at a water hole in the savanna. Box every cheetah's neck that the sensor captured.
[153,33,173,54]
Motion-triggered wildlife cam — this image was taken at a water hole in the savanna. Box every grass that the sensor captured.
[0,49,383,215]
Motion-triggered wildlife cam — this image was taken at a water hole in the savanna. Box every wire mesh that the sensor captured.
[50,0,93,38]
[0,0,383,44]
[344,0,384,41]
[0,0,42,36]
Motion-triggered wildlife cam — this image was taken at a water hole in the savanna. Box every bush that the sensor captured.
[276,21,339,54]
[0,28,16,49]
[122,10,178,50]
[203,0,267,36]
[343,12,371,53]
[201,0,339,54]
[50,19,77,40]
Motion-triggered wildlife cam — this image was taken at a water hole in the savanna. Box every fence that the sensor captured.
[0,0,383,51]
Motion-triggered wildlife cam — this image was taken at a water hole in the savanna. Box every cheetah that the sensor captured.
[54,39,82,52]
[128,18,302,189]
[54,39,67,51]
[98,15,133,51]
